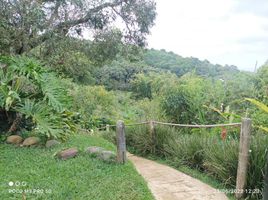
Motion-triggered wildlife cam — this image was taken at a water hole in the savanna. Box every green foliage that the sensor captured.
[165,131,208,170]
[131,73,153,99]
[161,74,208,124]
[0,56,75,140]
[222,72,256,114]
[123,126,266,199]
[89,29,124,66]
[94,59,147,90]
[132,98,166,121]
[31,37,96,85]
[246,98,268,133]
[69,84,118,128]
[0,0,156,55]
[144,49,240,78]
[246,98,268,113]
[255,62,268,99]
[125,125,152,155]
[203,139,239,186]
[247,134,268,199]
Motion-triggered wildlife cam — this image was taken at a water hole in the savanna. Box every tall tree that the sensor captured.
[0,0,156,55]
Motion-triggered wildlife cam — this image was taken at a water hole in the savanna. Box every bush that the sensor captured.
[69,85,118,129]
[0,56,75,140]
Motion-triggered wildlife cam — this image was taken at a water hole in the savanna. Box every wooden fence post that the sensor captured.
[235,118,252,199]
[116,120,127,164]
[149,120,156,154]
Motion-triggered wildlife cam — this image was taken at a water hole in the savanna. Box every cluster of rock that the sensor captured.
[6,135,60,148]
[57,146,116,162]
[6,135,117,162]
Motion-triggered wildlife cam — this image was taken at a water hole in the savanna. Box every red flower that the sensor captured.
[221,127,227,140]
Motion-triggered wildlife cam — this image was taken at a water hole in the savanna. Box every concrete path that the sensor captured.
[128,154,229,200]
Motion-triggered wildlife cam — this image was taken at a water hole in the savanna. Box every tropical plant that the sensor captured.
[246,98,268,132]
[0,56,75,140]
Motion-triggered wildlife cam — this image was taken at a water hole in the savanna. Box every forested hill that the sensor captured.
[26,36,246,91]
[144,48,240,78]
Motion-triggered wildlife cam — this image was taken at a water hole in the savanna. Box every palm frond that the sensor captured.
[258,125,268,133]
[245,98,268,113]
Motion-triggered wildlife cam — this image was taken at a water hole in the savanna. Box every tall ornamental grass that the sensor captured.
[120,125,267,199]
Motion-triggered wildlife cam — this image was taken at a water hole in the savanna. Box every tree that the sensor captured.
[94,59,147,90]
[0,0,156,55]
[131,73,153,99]
[32,37,96,84]
[255,62,268,98]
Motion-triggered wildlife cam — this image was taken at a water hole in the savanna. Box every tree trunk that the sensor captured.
[8,113,22,133]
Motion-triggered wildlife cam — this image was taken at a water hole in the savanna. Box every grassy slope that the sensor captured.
[0,134,154,200]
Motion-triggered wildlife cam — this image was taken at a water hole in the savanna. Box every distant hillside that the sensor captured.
[144,49,240,78]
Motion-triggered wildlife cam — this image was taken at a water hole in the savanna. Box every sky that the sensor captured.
[147,0,268,71]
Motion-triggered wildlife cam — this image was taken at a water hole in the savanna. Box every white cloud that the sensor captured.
[148,0,268,71]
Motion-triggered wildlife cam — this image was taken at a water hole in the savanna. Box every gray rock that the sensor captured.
[98,150,116,162]
[85,146,104,156]
[22,137,40,146]
[57,148,78,160]
[6,135,23,144]
[45,140,60,148]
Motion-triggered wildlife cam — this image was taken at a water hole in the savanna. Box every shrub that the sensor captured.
[69,85,118,129]
[0,56,75,140]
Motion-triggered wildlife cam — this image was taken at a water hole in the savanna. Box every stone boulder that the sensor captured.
[85,146,104,156]
[45,140,60,148]
[98,150,116,162]
[57,148,78,160]
[22,137,40,146]
[6,135,23,144]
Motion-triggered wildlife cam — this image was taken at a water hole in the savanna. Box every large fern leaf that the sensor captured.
[16,99,68,139]
[0,55,74,139]
[40,73,69,112]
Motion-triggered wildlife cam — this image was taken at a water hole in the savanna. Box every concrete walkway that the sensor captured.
[128,154,229,200]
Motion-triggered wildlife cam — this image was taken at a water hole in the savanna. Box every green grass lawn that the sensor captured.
[0,134,154,200]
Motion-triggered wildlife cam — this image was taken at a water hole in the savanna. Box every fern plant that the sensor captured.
[0,56,75,140]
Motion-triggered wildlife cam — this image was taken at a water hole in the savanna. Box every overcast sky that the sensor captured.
[147,0,268,71]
